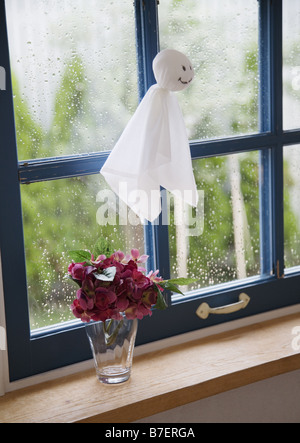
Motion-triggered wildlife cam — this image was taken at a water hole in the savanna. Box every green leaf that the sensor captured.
[154,286,168,311]
[68,250,92,264]
[159,281,185,296]
[159,278,198,296]
[93,266,117,282]
[165,277,198,286]
[93,237,115,259]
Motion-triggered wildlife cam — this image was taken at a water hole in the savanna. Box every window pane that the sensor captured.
[283,0,300,131]
[21,176,144,331]
[284,145,300,268]
[5,0,138,160]
[158,0,259,141]
[168,152,260,294]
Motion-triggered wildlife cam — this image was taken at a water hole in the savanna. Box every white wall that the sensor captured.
[136,369,300,423]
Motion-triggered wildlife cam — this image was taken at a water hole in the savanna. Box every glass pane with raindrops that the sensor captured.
[284,145,300,269]
[5,0,138,160]
[168,151,261,296]
[21,175,144,330]
[158,0,259,141]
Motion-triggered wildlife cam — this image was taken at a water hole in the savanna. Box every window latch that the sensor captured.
[196,293,250,320]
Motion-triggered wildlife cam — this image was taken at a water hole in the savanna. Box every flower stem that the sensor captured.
[103,319,124,347]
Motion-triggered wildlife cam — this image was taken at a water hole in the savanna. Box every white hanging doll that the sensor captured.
[101,48,198,223]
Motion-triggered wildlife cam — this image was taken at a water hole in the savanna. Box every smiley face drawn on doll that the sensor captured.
[153,49,194,92]
[178,64,193,85]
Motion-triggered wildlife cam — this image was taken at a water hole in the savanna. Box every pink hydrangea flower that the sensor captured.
[68,249,164,323]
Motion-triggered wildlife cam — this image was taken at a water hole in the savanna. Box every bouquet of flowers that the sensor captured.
[68,247,196,323]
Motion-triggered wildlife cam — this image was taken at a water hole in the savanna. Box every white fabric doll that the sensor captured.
[101,48,198,223]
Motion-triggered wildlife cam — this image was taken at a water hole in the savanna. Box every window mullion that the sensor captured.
[259,0,273,277]
[18,152,110,185]
[134,0,172,285]
[135,0,159,100]
[259,0,284,278]
[270,0,284,279]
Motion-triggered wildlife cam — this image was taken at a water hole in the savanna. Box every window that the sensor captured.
[1,0,299,382]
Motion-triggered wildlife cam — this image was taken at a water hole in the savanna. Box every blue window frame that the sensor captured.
[1,0,300,382]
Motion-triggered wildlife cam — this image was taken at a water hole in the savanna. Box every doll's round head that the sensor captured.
[153,49,195,92]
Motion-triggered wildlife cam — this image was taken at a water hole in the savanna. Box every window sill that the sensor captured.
[0,312,300,423]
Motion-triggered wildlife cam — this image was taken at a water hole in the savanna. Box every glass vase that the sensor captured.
[85,316,138,385]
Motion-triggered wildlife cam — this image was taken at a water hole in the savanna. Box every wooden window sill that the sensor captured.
[0,312,300,423]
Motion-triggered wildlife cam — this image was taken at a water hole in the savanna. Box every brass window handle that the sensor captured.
[196,293,250,320]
